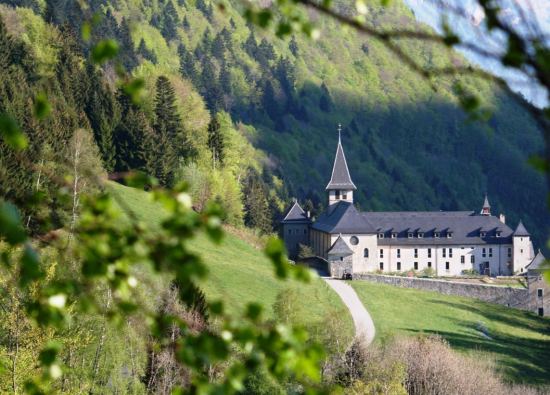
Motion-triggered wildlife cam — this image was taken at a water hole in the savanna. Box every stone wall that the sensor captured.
[353,273,529,310]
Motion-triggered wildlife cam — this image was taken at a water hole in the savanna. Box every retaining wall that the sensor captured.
[353,273,529,310]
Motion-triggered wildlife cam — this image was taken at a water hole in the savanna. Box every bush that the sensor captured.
[419,267,436,277]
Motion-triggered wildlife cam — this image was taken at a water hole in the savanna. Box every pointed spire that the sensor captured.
[480,194,491,216]
[326,124,356,191]
[513,220,530,237]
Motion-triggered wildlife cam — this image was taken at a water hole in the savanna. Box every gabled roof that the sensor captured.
[513,220,530,237]
[281,201,310,223]
[325,135,357,191]
[312,201,375,234]
[483,195,491,209]
[327,235,353,256]
[526,250,546,272]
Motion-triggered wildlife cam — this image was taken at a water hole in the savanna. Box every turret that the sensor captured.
[326,124,356,206]
[280,200,311,259]
[480,194,491,216]
[512,220,533,274]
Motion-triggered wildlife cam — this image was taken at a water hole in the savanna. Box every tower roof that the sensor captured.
[326,128,356,191]
[513,220,530,237]
[281,200,310,223]
[483,194,490,209]
[327,234,354,256]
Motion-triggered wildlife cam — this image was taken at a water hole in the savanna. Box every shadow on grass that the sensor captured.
[404,298,550,385]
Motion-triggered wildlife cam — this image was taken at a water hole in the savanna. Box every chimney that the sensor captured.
[499,213,506,224]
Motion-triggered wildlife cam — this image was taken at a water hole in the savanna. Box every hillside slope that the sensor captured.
[352,281,550,385]
[107,181,354,339]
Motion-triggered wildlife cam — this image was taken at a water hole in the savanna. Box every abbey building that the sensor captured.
[280,133,536,278]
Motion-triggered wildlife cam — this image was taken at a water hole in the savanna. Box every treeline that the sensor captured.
[0,5,288,235]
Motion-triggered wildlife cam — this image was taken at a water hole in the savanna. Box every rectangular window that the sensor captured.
[408,232,413,238]
[428,248,432,258]
[343,193,347,199]
[489,248,493,258]
[335,190,340,199]
[380,249,384,258]
[442,248,446,258]
[434,232,440,238]
[482,248,486,258]
[508,248,512,258]
[461,256,465,264]
[414,248,418,258]
[521,249,524,254]
[449,248,453,258]
[414,262,418,270]
[538,308,544,317]
[418,232,423,238]
[446,262,450,271]
[379,262,384,271]
[288,229,291,235]
[538,288,544,298]
[428,262,432,268]
[391,232,397,238]
[397,249,401,258]
[471,255,475,264]
[397,262,401,271]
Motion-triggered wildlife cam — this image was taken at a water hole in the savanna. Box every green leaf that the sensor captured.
[122,78,145,104]
[20,245,43,286]
[527,155,548,173]
[0,114,28,150]
[0,200,27,244]
[265,237,289,279]
[502,34,526,68]
[34,93,51,120]
[39,341,62,366]
[91,39,120,64]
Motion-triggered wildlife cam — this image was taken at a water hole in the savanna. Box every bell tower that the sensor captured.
[480,194,491,216]
[326,124,356,206]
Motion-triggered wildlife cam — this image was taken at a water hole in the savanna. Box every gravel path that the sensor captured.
[324,278,376,345]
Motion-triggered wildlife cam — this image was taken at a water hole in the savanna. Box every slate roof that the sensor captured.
[312,201,375,233]
[513,220,530,237]
[526,250,546,272]
[483,195,491,209]
[325,136,357,190]
[327,235,353,256]
[366,211,514,245]
[312,203,515,246]
[281,201,311,223]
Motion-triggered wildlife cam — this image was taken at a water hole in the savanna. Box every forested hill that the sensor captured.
[0,0,548,246]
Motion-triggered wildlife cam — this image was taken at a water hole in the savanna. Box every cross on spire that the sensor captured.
[337,123,342,143]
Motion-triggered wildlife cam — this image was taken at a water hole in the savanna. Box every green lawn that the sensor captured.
[106,181,354,339]
[351,281,550,385]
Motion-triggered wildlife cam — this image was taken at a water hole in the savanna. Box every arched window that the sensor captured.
[364,248,369,258]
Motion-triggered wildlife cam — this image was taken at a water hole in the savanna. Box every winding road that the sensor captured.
[324,278,376,345]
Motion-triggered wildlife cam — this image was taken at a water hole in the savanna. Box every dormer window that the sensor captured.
[391,232,397,238]
[496,231,502,238]
[408,232,413,238]
[378,233,385,239]
[434,232,440,238]
[447,232,453,238]
[418,232,424,238]
[480,231,486,238]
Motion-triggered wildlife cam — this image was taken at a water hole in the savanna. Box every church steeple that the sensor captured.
[480,194,491,216]
[326,124,356,206]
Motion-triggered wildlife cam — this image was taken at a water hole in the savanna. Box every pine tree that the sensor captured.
[207,115,224,168]
[243,170,272,234]
[118,18,138,71]
[153,76,183,185]
[178,44,198,85]
[162,1,180,41]
[182,15,191,31]
[137,39,157,63]
[262,80,280,120]
[319,82,333,112]
[84,63,120,172]
[243,31,257,57]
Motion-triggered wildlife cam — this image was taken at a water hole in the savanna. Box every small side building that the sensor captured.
[526,250,549,317]
[280,201,311,259]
